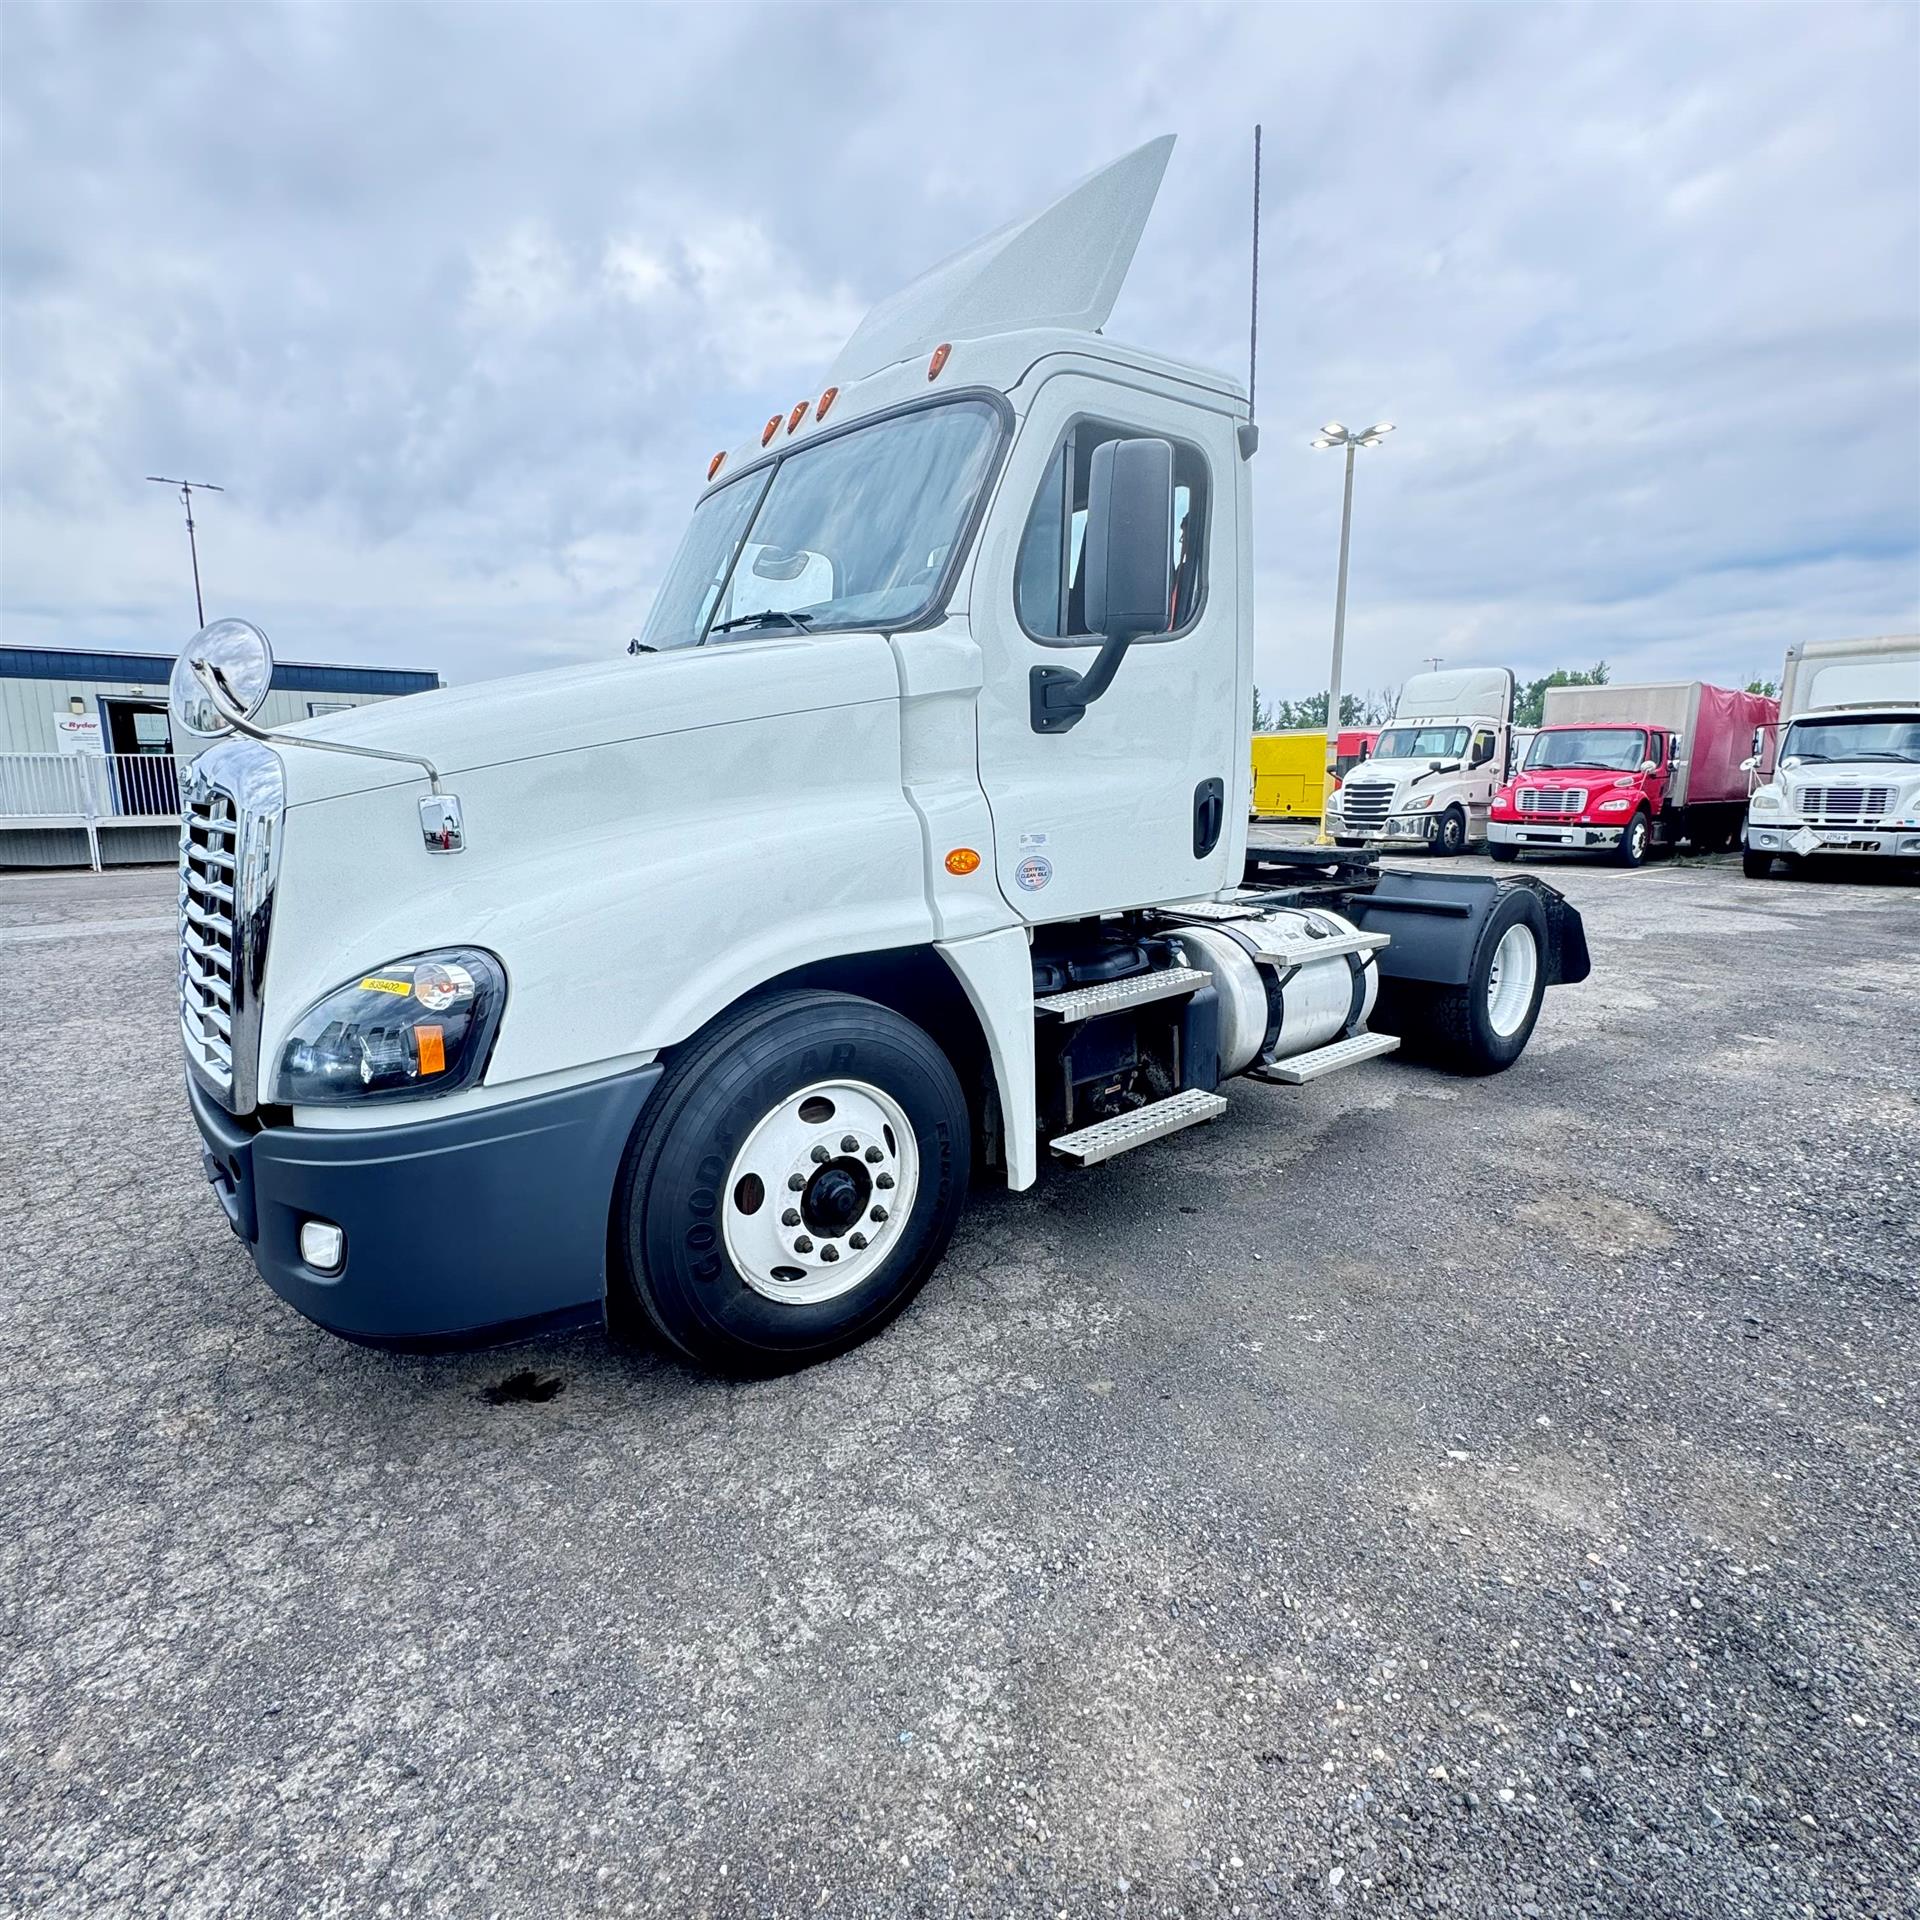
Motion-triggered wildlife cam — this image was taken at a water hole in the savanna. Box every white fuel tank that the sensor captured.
[1168,910,1379,1078]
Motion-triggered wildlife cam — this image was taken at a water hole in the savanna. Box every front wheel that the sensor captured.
[1432,807,1468,857]
[615,990,970,1374]
[1615,810,1652,867]
[1489,842,1519,863]
[1743,849,1775,879]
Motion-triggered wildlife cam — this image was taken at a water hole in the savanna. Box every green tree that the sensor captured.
[1745,676,1778,697]
[1514,661,1610,729]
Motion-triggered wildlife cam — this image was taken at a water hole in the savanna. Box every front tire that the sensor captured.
[1489,842,1518,863]
[1432,807,1468,857]
[1743,849,1775,879]
[615,990,970,1375]
[1375,887,1548,1075]
[1615,810,1652,867]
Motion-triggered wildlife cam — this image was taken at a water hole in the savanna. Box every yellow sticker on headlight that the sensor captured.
[358,975,412,997]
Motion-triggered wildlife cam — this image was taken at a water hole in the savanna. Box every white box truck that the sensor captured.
[1325,667,1515,854]
[169,139,1591,1375]
[1743,635,1920,878]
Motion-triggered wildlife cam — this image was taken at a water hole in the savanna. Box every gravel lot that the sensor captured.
[2,849,1915,1919]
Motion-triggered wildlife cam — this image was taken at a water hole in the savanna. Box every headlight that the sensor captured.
[1405,793,1434,811]
[1597,798,1633,814]
[1751,789,1782,812]
[273,947,505,1105]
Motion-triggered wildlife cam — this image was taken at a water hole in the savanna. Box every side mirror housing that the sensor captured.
[1739,755,1758,773]
[1031,438,1173,734]
[1639,757,1658,774]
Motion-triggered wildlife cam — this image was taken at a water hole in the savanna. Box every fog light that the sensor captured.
[300,1219,346,1274]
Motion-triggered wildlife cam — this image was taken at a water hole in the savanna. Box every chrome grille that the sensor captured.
[178,743,283,1111]
[1340,782,1394,828]
[1518,788,1587,815]
[1797,785,1892,824]
[180,787,238,1090]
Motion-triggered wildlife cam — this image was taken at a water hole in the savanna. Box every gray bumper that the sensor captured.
[1747,824,1920,859]
[1488,819,1622,850]
[187,1064,663,1349]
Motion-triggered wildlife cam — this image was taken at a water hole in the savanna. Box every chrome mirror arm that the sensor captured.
[190,657,447,795]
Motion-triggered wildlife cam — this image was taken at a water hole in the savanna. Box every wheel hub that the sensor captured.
[801,1159,871,1236]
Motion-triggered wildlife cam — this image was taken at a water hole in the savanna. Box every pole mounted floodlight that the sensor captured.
[148,476,225,626]
[1310,421,1394,842]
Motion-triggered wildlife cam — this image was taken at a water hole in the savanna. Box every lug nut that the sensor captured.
[820,1244,839,1263]
[849,1232,869,1250]
[794,1235,814,1254]
[864,1146,883,1164]
[810,1145,830,1164]
[869,1206,888,1224]
[781,1208,800,1227]
[788,1173,805,1191]
[876,1173,895,1190]
[840,1134,859,1153]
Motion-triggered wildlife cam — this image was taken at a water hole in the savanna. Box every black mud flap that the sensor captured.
[1346,871,1591,989]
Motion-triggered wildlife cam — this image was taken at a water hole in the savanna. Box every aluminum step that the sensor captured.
[1251,1030,1401,1084]
[1049,1088,1229,1166]
[1257,928,1391,966]
[1034,965,1208,1022]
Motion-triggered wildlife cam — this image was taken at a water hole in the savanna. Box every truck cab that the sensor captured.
[1326,667,1514,855]
[170,138,1591,1376]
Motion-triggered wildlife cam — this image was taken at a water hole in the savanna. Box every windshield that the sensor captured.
[1780,716,1920,765]
[1374,725,1469,761]
[1525,727,1647,773]
[639,399,1004,649]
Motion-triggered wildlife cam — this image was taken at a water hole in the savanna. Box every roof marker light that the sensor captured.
[816,385,838,421]
[787,400,810,434]
[707,450,726,481]
[927,343,951,381]
[761,415,782,447]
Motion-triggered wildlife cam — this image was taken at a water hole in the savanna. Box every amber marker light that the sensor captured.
[927,343,951,381]
[707,451,726,481]
[761,415,782,446]
[816,385,839,420]
[944,847,981,875]
[787,400,810,434]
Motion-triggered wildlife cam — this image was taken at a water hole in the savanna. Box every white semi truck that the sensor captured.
[1326,667,1515,854]
[171,139,1590,1374]
[1743,634,1920,878]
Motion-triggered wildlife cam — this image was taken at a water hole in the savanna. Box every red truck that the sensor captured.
[1489,680,1779,866]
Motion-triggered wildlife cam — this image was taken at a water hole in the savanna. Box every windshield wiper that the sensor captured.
[710,608,816,637]
[1842,750,1918,762]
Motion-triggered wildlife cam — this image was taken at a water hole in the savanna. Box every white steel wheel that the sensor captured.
[1485,922,1540,1039]
[721,1079,921,1306]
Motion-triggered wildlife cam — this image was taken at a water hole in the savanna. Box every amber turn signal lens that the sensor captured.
[414,1024,446,1074]
[761,415,782,446]
[707,450,726,481]
[816,385,839,420]
[927,343,951,381]
[787,400,809,434]
[944,847,981,876]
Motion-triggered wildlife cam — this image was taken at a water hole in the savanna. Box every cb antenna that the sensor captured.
[1249,124,1263,422]
[146,475,224,626]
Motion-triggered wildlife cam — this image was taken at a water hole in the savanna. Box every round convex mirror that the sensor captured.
[170,619,276,739]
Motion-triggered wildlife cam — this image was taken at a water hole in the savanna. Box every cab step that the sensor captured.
[1250,1030,1401,1084]
[1034,965,1208,1023]
[1049,1088,1229,1166]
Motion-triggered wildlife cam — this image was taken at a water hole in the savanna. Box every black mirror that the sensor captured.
[1031,437,1173,734]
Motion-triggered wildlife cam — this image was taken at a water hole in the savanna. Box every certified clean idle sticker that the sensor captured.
[1015,853,1053,892]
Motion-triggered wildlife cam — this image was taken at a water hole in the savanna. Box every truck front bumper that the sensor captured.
[187,1064,663,1349]
[1747,824,1920,859]
[1329,814,1436,844]
[1488,819,1623,850]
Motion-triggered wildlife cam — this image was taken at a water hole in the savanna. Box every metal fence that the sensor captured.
[0,752,186,869]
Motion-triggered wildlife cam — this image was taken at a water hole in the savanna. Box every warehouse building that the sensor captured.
[1,643,441,868]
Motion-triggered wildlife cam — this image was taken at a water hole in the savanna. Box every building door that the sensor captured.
[100,699,180,816]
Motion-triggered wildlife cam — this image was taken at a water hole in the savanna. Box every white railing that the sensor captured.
[0,752,188,870]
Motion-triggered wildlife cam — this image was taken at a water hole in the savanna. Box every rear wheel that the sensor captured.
[615,991,970,1374]
[1376,887,1548,1075]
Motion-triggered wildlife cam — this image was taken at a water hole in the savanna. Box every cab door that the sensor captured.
[966,370,1246,922]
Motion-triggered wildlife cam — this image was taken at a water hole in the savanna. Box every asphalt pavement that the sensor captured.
[2,847,1915,1918]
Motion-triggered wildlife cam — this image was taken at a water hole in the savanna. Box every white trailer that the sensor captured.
[168,139,1592,1374]
[1325,667,1515,854]
[1744,635,1920,877]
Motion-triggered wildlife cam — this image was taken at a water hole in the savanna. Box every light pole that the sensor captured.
[1310,421,1393,843]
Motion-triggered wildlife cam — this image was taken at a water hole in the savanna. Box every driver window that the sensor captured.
[1015,421,1209,639]
[1470,729,1495,767]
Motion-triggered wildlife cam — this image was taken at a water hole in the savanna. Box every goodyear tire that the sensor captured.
[1377,886,1549,1075]
[615,991,969,1375]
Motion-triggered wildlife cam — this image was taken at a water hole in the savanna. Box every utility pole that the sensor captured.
[1309,422,1394,843]
[146,476,224,626]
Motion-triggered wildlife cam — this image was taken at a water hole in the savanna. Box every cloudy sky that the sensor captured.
[3,1,1916,702]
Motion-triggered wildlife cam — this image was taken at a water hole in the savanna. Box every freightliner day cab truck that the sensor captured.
[1743,634,1920,879]
[1489,681,1779,866]
[171,139,1591,1375]
[1326,668,1515,855]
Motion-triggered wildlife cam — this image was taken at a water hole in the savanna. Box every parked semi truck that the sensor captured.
[170,138,1591,1375]
[1743,635,1920,878]
[1326,668,1514,854]
[1489,680,1778,866]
